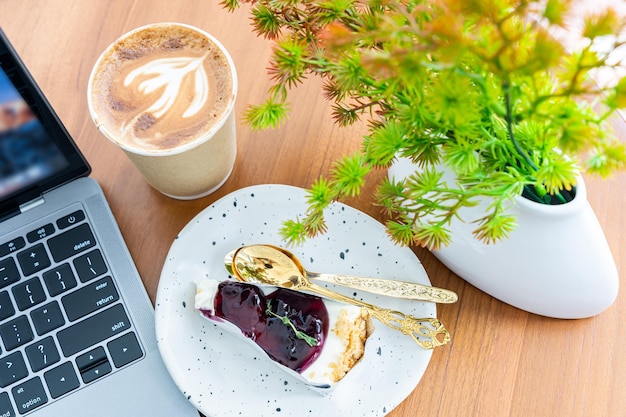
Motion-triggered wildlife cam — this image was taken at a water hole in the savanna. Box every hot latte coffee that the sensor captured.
[88,23,238,199]
[89,23,234,152]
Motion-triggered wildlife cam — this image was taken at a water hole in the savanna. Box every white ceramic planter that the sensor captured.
[389,157,619,319]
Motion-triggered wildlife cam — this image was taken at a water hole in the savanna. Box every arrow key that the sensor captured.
[80,360,111,384]
[107,332,143,368]
[75,346,106,372]
[44,362,80,399]
[75,346,111,384]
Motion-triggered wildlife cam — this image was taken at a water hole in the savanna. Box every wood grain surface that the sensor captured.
[0,1,624,416]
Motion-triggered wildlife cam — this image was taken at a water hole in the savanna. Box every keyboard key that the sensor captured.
[0,237,25,257]
[73,249,107,283]
[26,224,55,243]
[16,244,50,277]
[0,392,15,417]
[30,301,65,336]
[75,346,111,383]
[75,346,107,372]
[25,336,60,372]
[0,257,20,289]
[44,362,80,399]
[12,278,46,311]
[11,377,48,414]
[42,263,77,296]
[47,223,96,263]
[56,210,85,230]
[57,304,130,357]
[80,359,111,384]
[0,351,28,388]
[0,291,15,321]
[108,332,143,368]
[61,276,118,322]
[0,316,34,351]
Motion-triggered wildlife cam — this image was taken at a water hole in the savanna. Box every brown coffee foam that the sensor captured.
[90,24,233,152]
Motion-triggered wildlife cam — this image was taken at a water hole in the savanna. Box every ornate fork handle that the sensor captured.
[367,307,450,349]
[313,273,458,303]
[307,282,450,350]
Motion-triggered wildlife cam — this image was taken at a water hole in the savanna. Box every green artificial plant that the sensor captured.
[222,0,626,250]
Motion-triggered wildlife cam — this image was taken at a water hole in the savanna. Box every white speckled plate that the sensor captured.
[155,184,435,417]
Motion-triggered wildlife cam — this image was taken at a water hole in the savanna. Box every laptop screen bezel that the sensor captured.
[0,28,91,218]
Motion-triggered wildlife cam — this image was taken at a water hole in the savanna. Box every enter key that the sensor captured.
[61,276,119,322]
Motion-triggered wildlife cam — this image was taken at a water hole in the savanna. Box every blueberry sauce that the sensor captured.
[201,281,329,373]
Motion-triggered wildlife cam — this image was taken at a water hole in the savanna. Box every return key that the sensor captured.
[61,276,119,322]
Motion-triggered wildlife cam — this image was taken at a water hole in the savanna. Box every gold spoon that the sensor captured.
[224,245,457,303]
[229,245,450,349]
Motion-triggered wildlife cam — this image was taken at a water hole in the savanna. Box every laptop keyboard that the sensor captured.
[0,204,143,415]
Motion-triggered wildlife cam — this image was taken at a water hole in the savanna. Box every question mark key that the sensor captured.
[25,336,60,372]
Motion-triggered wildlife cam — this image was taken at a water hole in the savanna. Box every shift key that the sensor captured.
[58,304,130,357]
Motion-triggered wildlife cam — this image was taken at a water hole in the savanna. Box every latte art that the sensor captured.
[89,24,234,152]
[124,54,209,119]
[88,23,238,199]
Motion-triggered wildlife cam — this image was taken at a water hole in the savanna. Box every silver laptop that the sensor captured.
[0,28,198,416]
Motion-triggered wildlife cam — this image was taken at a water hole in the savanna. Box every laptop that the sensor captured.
[0,28,199,416]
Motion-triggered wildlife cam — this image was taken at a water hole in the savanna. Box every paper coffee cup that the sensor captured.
[87,22,238,199]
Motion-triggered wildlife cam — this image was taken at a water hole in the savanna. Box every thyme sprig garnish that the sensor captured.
[265,300,319,347]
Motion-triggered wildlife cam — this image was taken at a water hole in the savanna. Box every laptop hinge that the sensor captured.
[19,196,45,213]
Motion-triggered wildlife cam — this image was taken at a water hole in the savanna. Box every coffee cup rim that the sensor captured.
[87,22,239,157]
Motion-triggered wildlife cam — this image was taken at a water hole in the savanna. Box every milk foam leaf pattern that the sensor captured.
[124,54,209,118]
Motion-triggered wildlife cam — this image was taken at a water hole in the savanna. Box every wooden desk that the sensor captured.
[1,1,624,416]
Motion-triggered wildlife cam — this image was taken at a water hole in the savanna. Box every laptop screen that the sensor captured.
[0,29,90,218]
[0,67,70,198]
